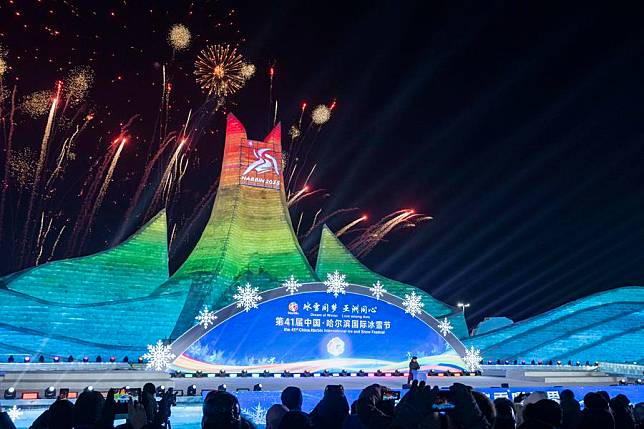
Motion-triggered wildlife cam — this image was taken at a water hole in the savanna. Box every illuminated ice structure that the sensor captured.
[0,113,641,365]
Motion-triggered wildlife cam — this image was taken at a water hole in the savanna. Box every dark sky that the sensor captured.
[1,1,643,327]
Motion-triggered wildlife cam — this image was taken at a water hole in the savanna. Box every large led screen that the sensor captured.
[172,286,466,373]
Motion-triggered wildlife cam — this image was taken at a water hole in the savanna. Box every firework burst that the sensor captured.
[194,44,245,97]
[311,104,331,125]
[0,45,7,76]
[240,63,256,80]
[9,148,36,190]
[21,90,53,118]
[289,125,301,139]
[168,24,191,51]
[64,66,94,106]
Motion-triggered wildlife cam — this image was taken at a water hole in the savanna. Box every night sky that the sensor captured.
[1,1,643,327]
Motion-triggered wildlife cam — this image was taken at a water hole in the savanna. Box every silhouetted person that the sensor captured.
[310,385,349,429]
[633,403,644,429]
[142,383,158,424]
[516,391,547,426]
[281,387,303,412]
[73,390,105,429]
[472,391,496,426]
[560,389,581,429]
[266,405,288,429]
[355,384,393,429]
[610,395,635,429]
[202,390,254,429]
[278,411,314,429]
[342,401,363,429]
[494,397,517,429]
[519,399,561,429]
[598,391,611,405]
[393,381,491,429]
[579,392,614,429]
[407,357,420,383]
[49,399,75,429]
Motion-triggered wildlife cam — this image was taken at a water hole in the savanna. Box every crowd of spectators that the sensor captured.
[1,381,643,429]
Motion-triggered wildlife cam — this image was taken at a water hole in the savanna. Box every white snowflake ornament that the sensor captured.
[463,346,482,372]
[7,405,23,422]
[437,317,453,337]
[282,275,301,295]
[402,290,424,317]
[233,283,262,312]
[143,340,176,371]
[195,305,217,329]
[369,280,387,300]
[324,270,348,298]
[242,403,268,425]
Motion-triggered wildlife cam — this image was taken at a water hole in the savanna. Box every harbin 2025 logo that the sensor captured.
[240,140,281,189]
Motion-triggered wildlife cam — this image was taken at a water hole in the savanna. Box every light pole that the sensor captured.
[457,302,470,315]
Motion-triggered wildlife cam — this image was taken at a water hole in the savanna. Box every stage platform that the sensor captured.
[2,363,642,429]
[0,363,629,396]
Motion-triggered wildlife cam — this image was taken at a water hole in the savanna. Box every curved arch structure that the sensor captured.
[170,282,467,372]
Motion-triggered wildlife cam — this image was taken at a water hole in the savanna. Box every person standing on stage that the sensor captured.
[408,356,420,383]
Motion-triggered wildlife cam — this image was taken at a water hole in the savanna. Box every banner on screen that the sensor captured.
[171,284,467,373]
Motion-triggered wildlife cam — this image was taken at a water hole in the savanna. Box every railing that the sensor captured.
[598,362,644,377]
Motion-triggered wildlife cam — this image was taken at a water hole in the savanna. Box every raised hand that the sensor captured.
[128,399,148,429]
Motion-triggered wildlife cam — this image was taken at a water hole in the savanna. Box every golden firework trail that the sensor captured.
[298,102,307,127]
[94,137,126,213]
[144,138,184,220]
[296,212,304,236]
[335,215,368,238]
[348,209,433,257]
[287,185,309,207]
[49,224,66,261]
[35,211,54,266]
[117,132,175,242]
[23,81,62,260]
[78,136,127,252]
[0,85,17,242]
[302,208,359,239]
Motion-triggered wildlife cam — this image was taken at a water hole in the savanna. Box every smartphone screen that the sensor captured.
[59,388,69,400]
[382,390,400,401]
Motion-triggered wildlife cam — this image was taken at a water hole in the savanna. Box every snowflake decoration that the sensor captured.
[369,280,387,300]
[462,346,482,372]
[7,405,23,422]
[142,340,176,371]
[324,270,348,298]
[402,290,424,317]
[437,317,453,337]
[282,275,301,295]
[195,305,217,329]
[242,403,268,425]
[233,283,262,312]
